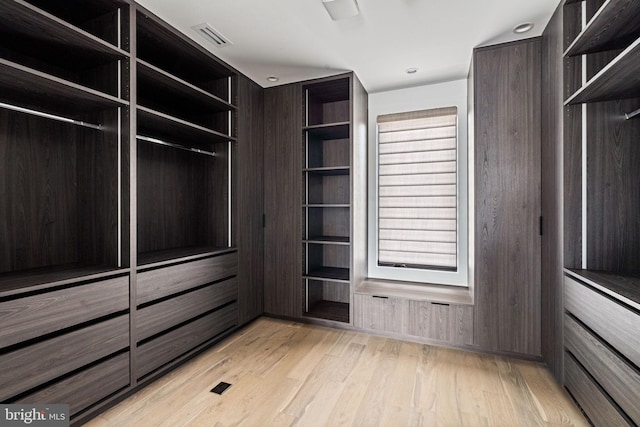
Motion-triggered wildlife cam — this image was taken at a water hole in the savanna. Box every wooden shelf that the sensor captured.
[304,236,350,245]
[565,269,640,311]
[137,9,234,84]
[305,267,350,282]
[305,300,349,323]
[137,60,236,114]
[137,246,235,269]
[0,58,128,118]
[304,204,350,208]
[137,106,235,146]
[0,265,129,298]
[305,77,350,104]
[565,36,640,104]
[0,0,128,59]
[564,0,640,57]
[304,167,350,176]
[304,122,350,140]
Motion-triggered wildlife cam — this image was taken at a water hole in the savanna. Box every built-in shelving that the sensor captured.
[137,246,236,269]
[565,36,640,104]
[564,0,640,105]
[0,59,127,118]
[302,76,353,323]
[137,106,234,146]
[565,269,640,311]
[564,0,640,56]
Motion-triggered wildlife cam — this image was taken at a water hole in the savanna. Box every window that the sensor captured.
[368,102,468,287]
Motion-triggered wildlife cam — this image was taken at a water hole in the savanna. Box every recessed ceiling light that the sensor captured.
[322,0,360,21]
[513,22,534,34]
[406,68,418,74]
[267,76,279,82]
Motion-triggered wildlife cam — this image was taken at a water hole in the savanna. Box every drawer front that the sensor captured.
[0,276,129,349]
[406,301,474,345]
[564,276,640,367]
[353,294,405,334]
[0,315,129,401]
[137,278,237,341]
[565,315,640,424]
[564,353,629,427]
[16,352,130,417]
[137,252,238,304]
[137,303,237,378]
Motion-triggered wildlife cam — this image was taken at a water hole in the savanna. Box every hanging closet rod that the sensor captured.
[137,135,216,157]
[624,107,640,120]
[0,101,102,130]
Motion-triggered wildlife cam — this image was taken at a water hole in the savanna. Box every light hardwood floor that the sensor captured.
[86,317,587,426]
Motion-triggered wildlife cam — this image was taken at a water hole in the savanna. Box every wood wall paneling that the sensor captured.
[263,83,303,318]
[541,2,565,381]
[235,74,265,324]
[473,38,542,357]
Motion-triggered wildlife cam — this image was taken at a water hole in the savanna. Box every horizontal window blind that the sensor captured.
[377,106,458,270]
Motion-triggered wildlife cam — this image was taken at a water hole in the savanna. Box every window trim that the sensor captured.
[366,81,470,288]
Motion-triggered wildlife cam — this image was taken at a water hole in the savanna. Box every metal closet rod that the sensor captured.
[624,107,640,120]
[0,101,102,130]
[136,135,216,157]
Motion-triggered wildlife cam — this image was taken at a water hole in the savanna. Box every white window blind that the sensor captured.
[377,106,458,270]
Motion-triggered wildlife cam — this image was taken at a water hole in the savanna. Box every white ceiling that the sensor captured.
[136,0,560,93]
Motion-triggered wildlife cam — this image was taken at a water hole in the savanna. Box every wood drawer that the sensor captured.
[15,352,129,417]
[137,252,238,305]
[0,315,129,401]
[353,294,405,334]
[137,303,237,378]
[564,353,629,427]
[565,314,640,424]
[406,301,474,345]
[0,276,129,349]
[137,278,237,341]
[565,276,640,368]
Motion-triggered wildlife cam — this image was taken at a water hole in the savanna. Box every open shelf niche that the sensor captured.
[135,7,236,267]
[302,76,353,323]
[0,0,131,294]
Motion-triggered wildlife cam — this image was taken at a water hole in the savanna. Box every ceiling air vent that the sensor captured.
[192,23,232,47]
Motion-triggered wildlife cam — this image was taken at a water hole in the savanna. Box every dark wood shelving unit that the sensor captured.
[305,267,350,282]
[564,0,640,56]
[562,1,640,423]
[137,60,235,113]
[304,236,351,245]
[565,37,640,104]
[137,106,235,146]
[0,265,130,297]
[304,166,350,175]
[0,59,127,118]
[305,300,350,323]
[302,76,354,323]
[137,246,235,269]
[0,0,128,55]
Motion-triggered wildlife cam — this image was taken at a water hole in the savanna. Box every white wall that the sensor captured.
[367,79,470,286]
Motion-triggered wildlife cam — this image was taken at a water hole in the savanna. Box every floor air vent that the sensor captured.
[210,382,232,395]
[192,23,232,47]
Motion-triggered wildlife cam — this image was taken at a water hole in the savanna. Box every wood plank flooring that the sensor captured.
[86,317,587,426]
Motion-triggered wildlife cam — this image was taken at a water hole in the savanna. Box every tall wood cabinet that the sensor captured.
[0,1,263,424]
[472,38,542,357]
[560,0,640,424]
[264,73,367,325]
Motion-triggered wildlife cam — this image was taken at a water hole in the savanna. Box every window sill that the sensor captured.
[355,278,474,306]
